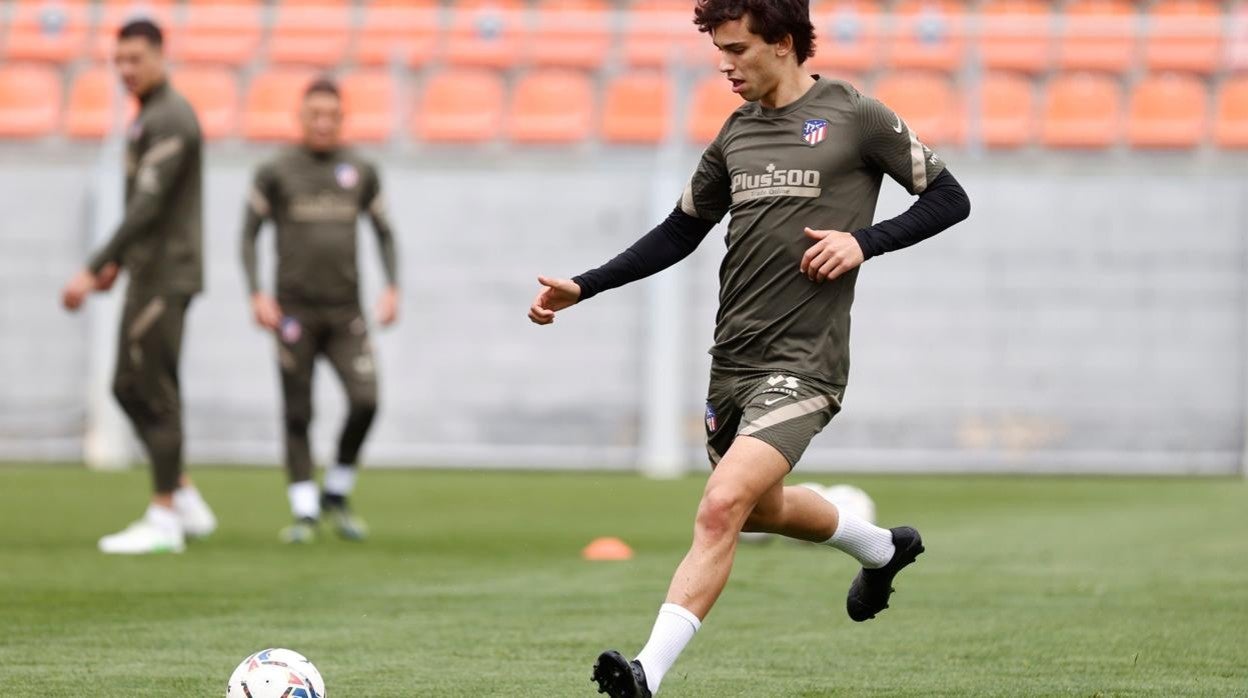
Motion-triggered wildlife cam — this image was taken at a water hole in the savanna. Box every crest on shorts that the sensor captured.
[705,402,718,432]
[802,119,828,146]
[335,162,359,189]
[280,316,302,344]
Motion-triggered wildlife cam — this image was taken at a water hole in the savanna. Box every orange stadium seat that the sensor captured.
[1214,77,1248,148]
[93,1,175,61]
[886,0,967,73]
[806,1,882,74]
[1126,73,1208,148]
[623,0,709,69]
[4,1,90,63]
[172,67,238,141]
[686,74,744,144]
[977,0,1053,74]
[243,68,315,142]
[172,0,263,67]
[507,70,594,144]
[0,65,61,138]
[412,69,505,143]
[1041,72,1123,148]
[873,71,962,145]
[356,0,439,67]
[528,0,611,69]
[268,1,352,67]
[340,71,397,143]
[445,0,527,69]
[1144,0,1221,75]
[65,66,136,139]
[601,71,671,144]
[978,72,1036,148]
[1057,0,1138,74]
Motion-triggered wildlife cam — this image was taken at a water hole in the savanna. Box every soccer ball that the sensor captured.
[227,648,326,698]
[822,484,876,524]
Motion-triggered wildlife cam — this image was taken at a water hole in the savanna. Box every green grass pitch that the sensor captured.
[0,465,1245,696]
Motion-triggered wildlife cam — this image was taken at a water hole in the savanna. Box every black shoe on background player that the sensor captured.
[321,493,369,541]
[846,526,924,622]
[592,650,651,698]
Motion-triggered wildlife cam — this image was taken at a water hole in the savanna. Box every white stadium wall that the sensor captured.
[1,145,1245,475]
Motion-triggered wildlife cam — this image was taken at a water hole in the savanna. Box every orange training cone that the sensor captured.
[582,536,634,561]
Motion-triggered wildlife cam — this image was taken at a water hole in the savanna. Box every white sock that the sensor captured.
[287,481,320,520]
[824,507,895,568]
[172,485,207,512]
[144,503,181,532]
[634,603,701,694]
[323,464,358,497]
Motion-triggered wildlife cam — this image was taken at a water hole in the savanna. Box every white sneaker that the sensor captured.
[98,519,186,555]
[174,487,218,539]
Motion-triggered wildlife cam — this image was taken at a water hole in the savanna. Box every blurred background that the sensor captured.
[0,0,1245,477]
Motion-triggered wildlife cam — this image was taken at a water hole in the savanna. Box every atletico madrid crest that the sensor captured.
[280,316,302,344]
[335,162,359,189]
[803,118,828,146]
[705,402,718,432]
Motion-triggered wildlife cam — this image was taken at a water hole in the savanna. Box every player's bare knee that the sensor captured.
[696,487,752,540]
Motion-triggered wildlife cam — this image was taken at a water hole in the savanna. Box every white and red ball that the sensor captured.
[226,648,326,698]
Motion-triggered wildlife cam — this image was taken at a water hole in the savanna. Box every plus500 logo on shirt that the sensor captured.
[731,163,822,204]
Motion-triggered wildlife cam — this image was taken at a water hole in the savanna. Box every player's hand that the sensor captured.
[251,292,282,331]
[95,262,120,291]
[800,227,864,283]
[528,276,581,325]
[61,268,97,312]
[375,286,399,327]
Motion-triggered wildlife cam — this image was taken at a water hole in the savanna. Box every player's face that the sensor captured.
[113,38,164,98]
[300,92,343,152]
[712,15,792,103]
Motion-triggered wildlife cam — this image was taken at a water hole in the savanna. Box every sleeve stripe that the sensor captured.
[680,179,699,218]
[248,187,271,217]
[139,136,183,168]
[368,193,386,218]
[908,128,928,194]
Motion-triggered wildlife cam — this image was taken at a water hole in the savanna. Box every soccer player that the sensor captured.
[60,19,217,555]
[528,1,971,694]
[240,78,400,544]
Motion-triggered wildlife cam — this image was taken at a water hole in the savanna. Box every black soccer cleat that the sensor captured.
[846,526,924,622]
[591,650,651,698]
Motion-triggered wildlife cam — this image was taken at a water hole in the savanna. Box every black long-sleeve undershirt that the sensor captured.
[851,168,970,260]
[572,168,969,301]
[573,206,716,302]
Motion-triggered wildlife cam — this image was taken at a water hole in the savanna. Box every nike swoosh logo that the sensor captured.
[764,397,787,406]
[892,114,904,133]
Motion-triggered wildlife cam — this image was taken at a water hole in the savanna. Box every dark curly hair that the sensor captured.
[693,0,816,65]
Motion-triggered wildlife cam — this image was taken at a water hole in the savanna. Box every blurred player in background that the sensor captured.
[60,19,217,555]
[529,0,970,694]
[241,78,400,544]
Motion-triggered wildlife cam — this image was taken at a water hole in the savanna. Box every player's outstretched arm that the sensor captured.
[528,276,581,325]
[528,206,715,325]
